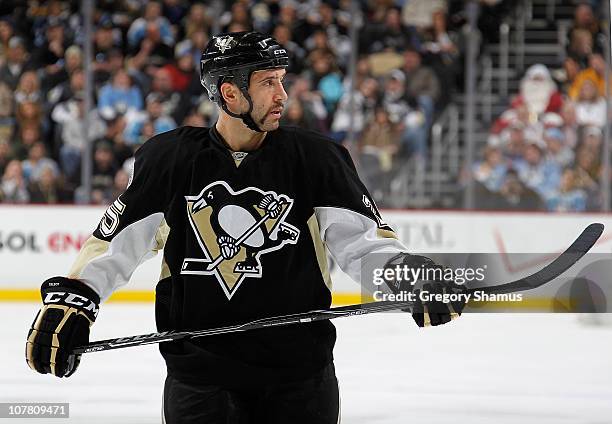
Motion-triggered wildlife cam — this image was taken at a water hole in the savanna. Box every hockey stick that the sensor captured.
[73,223,603,354]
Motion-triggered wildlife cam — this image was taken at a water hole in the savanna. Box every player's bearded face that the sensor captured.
[245,69,288,131]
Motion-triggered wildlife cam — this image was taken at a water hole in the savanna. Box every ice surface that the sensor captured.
[2,304,611,423]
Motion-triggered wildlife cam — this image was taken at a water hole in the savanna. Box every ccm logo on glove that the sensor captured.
[43,291,99,316]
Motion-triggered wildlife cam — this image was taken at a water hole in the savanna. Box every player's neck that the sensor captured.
[215,114,267,152]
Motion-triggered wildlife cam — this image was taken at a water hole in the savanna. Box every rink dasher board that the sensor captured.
[1,205,611,296]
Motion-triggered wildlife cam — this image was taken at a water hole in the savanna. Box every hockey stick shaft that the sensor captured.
[73,223,603,354]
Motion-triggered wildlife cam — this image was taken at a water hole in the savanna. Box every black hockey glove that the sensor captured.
[383,254,467,327]
[26,277,100,377]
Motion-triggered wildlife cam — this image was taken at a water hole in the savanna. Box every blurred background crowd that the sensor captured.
[0,0,608,212]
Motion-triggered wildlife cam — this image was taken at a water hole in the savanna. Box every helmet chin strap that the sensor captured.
[220,90,265,133]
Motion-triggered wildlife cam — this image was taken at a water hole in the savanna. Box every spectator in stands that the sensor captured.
[47,66,85,107]
[221,2,253,33]
[358,107,400,202]
[573,144,600,202]
[513,138,562,199]
[496,169,545,211]
[21,141,59,184]
[581,125,603,153]
[15,100,44,136]
[402,46,441,110]
[574,77,606,128]
[0,159,29,203]
[568,29,594,69]
[0,36,31,90]
[544,127,574,168]
[382,70,410,125]
[365,7,412,54]
[380,70,430,159]
[93,17,124,83]
[149,66,183,120]
[98,68,144,117]
[287,76,327,132]
[27,164,70,203]
[12,124,42,161]
[53,93,106,181]
[331,77,379,143]
[128,20,174,78]
[90,141,118,204]
[31,17,69,76]
[427,9,459,62]
[307,3,351,64]
[554,56,581,93]
[0,17,15,65]
[560,101,579,149]
[569,53,608,100]
[498,121,528,163]
[127,1,174,51]
[472,145,507,192]
[162,43,197,92]
[303,48,344,117]
[511,65,563,125]
[568,2,603,61]
[42,44,83,96]
[29,1,72,50]
[94,48,126,89]
[182,30,209,69]
[546,168,587,212]
[95,113,133,169]
[541,112,564,131]
[473,167,546,211]
[124,93,176,145]
[14,71,41,106]
[183,4,211,39]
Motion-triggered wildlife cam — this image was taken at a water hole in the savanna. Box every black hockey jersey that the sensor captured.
[68,125,407,388]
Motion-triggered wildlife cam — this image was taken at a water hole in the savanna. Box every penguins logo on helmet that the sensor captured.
[215,35,236,53]
[181,181,300,300]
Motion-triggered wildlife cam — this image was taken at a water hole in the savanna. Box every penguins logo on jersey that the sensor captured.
[181,181,300,299]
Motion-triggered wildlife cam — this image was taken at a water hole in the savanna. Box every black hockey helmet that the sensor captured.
[200,31,289,132]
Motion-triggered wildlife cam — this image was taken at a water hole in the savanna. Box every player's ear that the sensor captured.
[220,81,240,106]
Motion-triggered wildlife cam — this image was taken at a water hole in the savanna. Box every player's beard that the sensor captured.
[255,103,284,131]
[521,79,555,115]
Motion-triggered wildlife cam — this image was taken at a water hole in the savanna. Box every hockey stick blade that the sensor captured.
[469,222,603,295]
[73,223,603,354]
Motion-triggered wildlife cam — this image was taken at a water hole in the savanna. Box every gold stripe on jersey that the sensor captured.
[307,214,332,291]
[154,219,170,251]
[159,258,171,281]
[67,236,110,279]
[376,228,398,240]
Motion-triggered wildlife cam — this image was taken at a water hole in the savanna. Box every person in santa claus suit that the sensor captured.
[492,64,564,134]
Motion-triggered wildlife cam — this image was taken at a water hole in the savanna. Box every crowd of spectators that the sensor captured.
[0,0,502,205]
[472,0,609,212]
[0,0,507,205]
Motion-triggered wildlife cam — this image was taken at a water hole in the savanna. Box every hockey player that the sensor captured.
[26,31,466,423]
